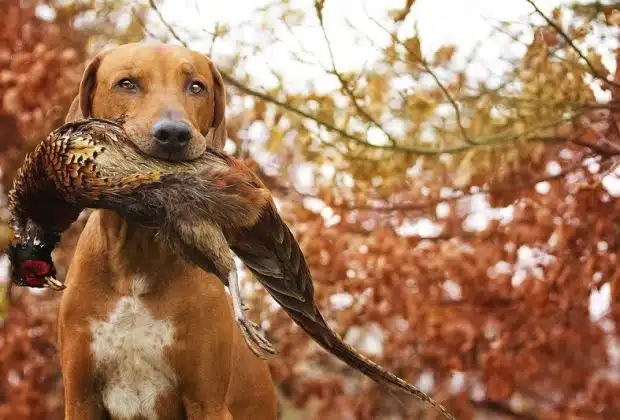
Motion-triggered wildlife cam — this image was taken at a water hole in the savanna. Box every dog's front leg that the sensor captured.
[62,357,107,420]
[64,398,107,420]
[182,399,233,420]
[59,310,106,419]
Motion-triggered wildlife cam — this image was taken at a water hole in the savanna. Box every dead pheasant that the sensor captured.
[7,118,455,419]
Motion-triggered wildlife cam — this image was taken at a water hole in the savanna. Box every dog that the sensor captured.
[59,43,278,419]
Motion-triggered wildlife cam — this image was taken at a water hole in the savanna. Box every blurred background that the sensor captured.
[1,0,620,418]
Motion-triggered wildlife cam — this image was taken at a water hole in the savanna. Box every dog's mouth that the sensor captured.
[152,142,206,162]
[143,147,196,162]
[119,121,208,161]
[164,149,192,162]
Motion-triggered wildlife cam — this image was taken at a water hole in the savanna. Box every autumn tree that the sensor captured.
[2,1,620,419]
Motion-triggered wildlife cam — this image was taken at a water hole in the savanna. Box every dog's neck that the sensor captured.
[93,209,182,295]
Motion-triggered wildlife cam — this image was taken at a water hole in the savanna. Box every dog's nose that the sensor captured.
[151,119,192,152]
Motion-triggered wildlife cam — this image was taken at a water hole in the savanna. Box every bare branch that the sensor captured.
[131,7,158,40]
[148,0,186,46]
[571,135,620,156]
[367,15,476,145]
[469,399,538,420]
[316,5,399,147]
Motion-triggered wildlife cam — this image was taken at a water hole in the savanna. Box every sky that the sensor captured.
[154,0,573,91]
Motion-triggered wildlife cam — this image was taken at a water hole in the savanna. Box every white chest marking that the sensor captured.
[90,277,175,420]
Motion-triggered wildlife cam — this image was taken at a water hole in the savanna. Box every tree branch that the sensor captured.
[146,0,604,157]
[148,0,466,155]
[470,399,539,420]
[286,150,600,214]
[367,15,476,146]
[316,4,399,147]
[525,0,620,88]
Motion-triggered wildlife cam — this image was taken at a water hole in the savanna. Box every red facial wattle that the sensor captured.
[20,259,53,287]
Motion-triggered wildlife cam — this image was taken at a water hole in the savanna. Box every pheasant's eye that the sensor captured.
[189,81,206,95]
[116,78,138,92]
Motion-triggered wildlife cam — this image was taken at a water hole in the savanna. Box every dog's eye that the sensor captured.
[189,81,206,95]
[116,78,138,91]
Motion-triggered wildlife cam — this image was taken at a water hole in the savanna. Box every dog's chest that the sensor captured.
[90,279,176,420]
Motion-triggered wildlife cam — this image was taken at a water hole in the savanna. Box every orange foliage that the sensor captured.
[2,1,620,419]
[0,1,86,417]
[0,292,63,420]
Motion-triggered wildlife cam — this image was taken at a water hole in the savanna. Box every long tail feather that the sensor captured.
[233,205,456,420]
[289,309,455,420]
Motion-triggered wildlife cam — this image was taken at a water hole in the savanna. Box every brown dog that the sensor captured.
[59,43,277,419]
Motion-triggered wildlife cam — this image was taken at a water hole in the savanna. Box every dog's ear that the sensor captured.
[64,96,81,123]
[78,53,106,119]
[207,59,227,151]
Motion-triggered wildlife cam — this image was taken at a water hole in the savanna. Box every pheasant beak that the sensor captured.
[44,276,66,291]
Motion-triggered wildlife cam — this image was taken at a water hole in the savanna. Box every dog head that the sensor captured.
[67,43,227,160]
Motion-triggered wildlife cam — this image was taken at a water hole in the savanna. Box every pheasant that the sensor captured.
[7,118,455,420]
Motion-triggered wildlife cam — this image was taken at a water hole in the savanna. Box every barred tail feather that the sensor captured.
[287,309,456,420]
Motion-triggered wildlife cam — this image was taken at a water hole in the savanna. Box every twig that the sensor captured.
[470,399,538,420]
[131,7,158,40]
[148,0,186,46]
[367,15,476,145]
[316,4,399,147]
[570,114,620,156]
[208,23,219,56]
[571,136,620,156]
[525,0,620,89]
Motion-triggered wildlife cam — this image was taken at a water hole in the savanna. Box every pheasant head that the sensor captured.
[6,230,64,290]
